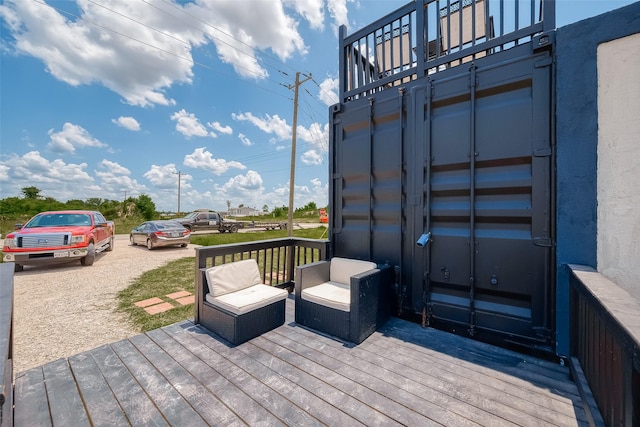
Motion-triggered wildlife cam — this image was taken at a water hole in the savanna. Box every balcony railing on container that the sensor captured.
[194,238,330,324]
[569,265,640,427]
[339,0,556,102]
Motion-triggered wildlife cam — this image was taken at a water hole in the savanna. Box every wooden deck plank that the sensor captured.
[158,324,324,427]
[41,359,90,426]
[87,344,169,426]
[237,338,401,426]
[166,322,367,427]
[267,326,515,426]
[13,368,51,427]
[381,317,581,397]
[128,332,251,426]
[363,331,588,424]
[67,352,129,427]
[159,323,325,427]
[13,297,590,427]
[142,327,289,426]
[109,339,208,426]
[255,330,472,426]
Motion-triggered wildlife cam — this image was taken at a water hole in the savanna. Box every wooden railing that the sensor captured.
[194,238,330,324]
[569,265,640,426]
[0,263,14,427]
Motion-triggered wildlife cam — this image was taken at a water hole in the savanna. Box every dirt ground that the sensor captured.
[11,234,199,373]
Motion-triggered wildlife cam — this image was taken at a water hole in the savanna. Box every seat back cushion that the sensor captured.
[329,257,377,285]
[205,258,262,297]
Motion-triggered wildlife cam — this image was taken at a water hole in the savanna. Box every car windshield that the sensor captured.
[26,213,92,227]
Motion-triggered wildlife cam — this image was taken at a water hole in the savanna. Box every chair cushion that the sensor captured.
[301,281,351,312]
[205,259,262,297]
[329,257,377,285]
[206,284,288,315]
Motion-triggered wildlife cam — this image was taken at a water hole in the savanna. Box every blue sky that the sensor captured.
[0,0,636,213]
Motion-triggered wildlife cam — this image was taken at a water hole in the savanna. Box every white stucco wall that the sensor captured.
[597,32,640,296]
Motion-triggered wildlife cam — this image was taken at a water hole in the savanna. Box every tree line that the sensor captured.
[0,187,326,222]
[0,186,156,221]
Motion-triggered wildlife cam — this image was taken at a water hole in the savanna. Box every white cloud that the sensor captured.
[0,151,98,200]
[217,170,264,193]
[144,163,192,190]
[112,116,141,131]
[171,109,215,138]
[208,121,233,135]
[261,178,328,210]
[284,0,325,30]
[328,0,350,31]
[232,112,291,140]
[301,149,323,165]
[184,1,307,78]
[0,0,312,106]
[99,159,130,175]
[319,77,339,106]
[238,133,253,146]
[183,147,246,174]
[296,122,329,152]
[47,123,107,153]
[95,160,148,197]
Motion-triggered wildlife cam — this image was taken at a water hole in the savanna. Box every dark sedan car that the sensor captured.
[130,220,191,250]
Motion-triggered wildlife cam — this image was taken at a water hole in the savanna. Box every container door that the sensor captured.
[415,50,553,344]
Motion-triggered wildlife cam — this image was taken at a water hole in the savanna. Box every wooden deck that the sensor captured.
[14,297,589,426]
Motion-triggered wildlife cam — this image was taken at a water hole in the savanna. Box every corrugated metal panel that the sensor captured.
[331,44,553,347]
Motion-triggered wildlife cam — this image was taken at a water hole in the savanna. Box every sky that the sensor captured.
[1,0,637,213]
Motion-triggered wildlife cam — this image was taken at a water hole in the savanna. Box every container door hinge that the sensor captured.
[532,237,553,247]
[533,31,555,53]
[534,148,552,157]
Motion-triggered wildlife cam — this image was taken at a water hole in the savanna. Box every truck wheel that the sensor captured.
[14,264,23,272]
[81,242,95,266]
[146,239,154,250]
[219,229,226,233]
[106,236,114,251]
[231,225,239,233]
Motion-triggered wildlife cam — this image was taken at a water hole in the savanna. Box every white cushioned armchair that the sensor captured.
[294,257,391,344]
[198,259,288,345]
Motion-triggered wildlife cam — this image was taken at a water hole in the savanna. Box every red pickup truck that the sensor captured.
[2,210,115,272]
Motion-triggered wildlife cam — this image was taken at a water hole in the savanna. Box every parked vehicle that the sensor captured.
[248,220,286,230]
[130,220,190,250]
[2,210,115,272]
[175,210,243,233]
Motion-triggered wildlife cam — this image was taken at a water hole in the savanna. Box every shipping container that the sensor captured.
[330,0,556,352]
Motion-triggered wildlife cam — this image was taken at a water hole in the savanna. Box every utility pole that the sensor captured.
[286,72,312,236]
[173,171,183,216]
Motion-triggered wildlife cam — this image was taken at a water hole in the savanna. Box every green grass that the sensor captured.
[116,257,197,332]
[117,226,328,332]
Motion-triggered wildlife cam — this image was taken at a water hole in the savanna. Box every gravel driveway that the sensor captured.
[12,234,199,373]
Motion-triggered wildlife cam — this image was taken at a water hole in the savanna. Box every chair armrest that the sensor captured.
[194,268,210,325]
[295,260,330,300]
[350,268,382,304]
[349,267,385,343]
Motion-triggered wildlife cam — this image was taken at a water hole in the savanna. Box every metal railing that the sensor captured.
[569,265,640,426]
[194,238,330,324]
[0,263,14,427]
[339,0,555,101]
